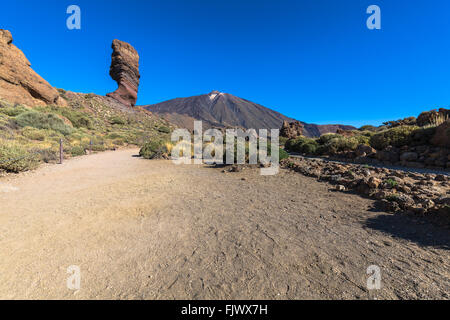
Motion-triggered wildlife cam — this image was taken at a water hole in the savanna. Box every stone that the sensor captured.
[400,152,418,162]
[0,29,66,107]
[367,177,381,189]
[394,194,415,209]
[376,146,399,163]
[430,120,450,148]
[416,108,450,127]
[335,185,346,191]
[421,199,435,210]
[356,144,376,157]
[106,39,140,107]
[379,199,401,213]
[280,121,304,139]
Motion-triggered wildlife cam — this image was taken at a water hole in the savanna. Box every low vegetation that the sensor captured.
[285,125,440,156]
[0,93,173,173]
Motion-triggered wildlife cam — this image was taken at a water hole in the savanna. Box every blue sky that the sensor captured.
[1,0,450,127]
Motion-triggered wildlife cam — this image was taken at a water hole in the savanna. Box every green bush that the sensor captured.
[321,136,359,154]
[223,139,290,163]
[21,127,47,141]
[279,148,289,161]
[318,133,340,145]
[385,179,398,188]
[70,146,86,157]
[106,132,125,140]
[15,111,74,136]
[359,125,378,132]
[354,135,370,145]
[157,126,171,134]
[109,116,127,125]
[0,141,39,172]
[139,140,169,159]
[60,109,93,129]
[112,138,125,146]
[34,148,59,163]
[369,126,419,150]
[0,105,29,117]
[91,144,106,152]
[279,136,289,147]
[301,142,318,154]
[285,136,318,154]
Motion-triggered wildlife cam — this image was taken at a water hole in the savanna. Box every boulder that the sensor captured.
[355,144,376,157]
[106,39,140,107]
[336,128,355,137]
[0,29,65,106]
[367,177,381,189]
[400,152,418,162]
[430,120,450,147]
[376,146,400,163]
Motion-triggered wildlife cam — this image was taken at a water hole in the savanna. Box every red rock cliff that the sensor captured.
[0,29,65,106]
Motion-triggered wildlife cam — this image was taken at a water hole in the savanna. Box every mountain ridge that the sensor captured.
[142,91,356,137]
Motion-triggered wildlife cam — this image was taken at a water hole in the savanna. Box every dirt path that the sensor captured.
[0,149,449,299]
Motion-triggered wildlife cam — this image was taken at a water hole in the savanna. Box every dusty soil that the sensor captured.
[0,149,449,299]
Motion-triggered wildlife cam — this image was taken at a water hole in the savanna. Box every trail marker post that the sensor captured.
[59,139,63,164]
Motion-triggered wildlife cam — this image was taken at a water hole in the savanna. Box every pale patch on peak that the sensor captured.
[209,90,225,100]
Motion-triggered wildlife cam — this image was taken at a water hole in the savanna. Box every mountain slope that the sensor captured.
[143,91,355,137]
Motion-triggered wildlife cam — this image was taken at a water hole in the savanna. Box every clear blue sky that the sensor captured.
[1,0,449,127]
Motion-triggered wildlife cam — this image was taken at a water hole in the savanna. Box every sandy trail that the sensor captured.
[0,149,448,299]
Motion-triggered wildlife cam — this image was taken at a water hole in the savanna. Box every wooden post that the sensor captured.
[59,138,63,164]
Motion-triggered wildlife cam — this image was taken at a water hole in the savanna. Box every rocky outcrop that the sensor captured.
[417,108,449,127]
[282,157,450,218]
[431,120,450,148]
[336,128,355,137]
[106,39,140,107]
[280,121,303,139]
[0,29,65,107]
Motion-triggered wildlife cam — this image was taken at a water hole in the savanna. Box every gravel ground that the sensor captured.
[0,149,448,299]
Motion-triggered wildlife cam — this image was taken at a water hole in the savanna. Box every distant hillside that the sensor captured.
[143,91,355,137]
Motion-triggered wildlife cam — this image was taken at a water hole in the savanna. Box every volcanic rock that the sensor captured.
[355,144,376,157]
[280,121,304,139]
[106,39,140,107]
[430,120,450,147]
[0,29,65,106]
[416,108,449,127]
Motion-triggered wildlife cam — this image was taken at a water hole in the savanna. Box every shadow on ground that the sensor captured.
[365,212,450,250]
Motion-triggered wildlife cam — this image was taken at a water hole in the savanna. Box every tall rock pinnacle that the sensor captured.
[106,39,140,107]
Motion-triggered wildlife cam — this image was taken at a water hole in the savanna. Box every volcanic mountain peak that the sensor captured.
[143,92,356,136]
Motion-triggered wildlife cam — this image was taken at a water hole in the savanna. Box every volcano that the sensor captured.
[143,91,355,137]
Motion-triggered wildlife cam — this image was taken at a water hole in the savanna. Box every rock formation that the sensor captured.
[280,121,303,139]
[0,29,65,106]
[417,108,450,127]
[106,39,140,107]
[431,119,450,147]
